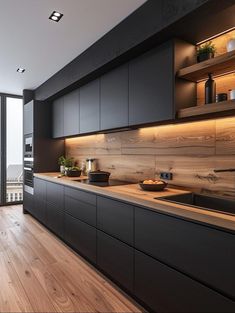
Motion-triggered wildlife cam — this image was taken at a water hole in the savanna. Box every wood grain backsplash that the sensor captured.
[66,117,235,198]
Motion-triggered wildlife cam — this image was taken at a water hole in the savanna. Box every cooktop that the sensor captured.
[76,179,133,187]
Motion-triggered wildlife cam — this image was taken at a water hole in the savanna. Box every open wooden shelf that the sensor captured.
[177,50,235,82]
[177,99,235,118]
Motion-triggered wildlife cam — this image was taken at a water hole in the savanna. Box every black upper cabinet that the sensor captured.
[80,79,100,134]
[53,97,64,138]
[23,101,33,135]
[100,64,128,130]
[63,90,79,137]
[129,41,174,126]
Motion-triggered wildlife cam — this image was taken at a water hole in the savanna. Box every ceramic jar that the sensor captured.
[227,38,235,52]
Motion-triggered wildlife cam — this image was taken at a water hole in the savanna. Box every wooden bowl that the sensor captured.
[139,180,167,191]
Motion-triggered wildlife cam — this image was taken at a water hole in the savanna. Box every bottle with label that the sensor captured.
[205,73,216,104]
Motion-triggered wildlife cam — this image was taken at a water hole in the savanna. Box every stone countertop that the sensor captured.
[34,172,235,233]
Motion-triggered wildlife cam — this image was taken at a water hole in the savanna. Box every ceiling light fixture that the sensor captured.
[17,68,25,73]
[49,11,63,22]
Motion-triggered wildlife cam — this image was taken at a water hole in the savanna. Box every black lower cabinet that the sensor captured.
[46,202,64,239]
[23,191,34,214]
[134,250,235,313]
[33,196,46,224]
[97,230,134,292]
[64,213,96,264]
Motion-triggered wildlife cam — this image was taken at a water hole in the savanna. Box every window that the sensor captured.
[6,97,23,203]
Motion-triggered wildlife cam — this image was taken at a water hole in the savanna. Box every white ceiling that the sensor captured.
[0,0,146,95]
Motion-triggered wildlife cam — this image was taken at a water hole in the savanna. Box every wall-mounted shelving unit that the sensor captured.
[178,99,235,118]
[177,50,235,82]
[177,31,235,120]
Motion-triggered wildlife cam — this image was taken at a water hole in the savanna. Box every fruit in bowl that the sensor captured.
[142,180,165,185]
[139,179,167,191]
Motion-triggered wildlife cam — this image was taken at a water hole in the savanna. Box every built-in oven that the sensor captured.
[24,134,33,158]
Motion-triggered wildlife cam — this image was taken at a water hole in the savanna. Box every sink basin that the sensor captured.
[158,193,235,216]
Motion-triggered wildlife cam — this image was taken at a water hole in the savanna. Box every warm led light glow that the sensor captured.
[196,27,235,45]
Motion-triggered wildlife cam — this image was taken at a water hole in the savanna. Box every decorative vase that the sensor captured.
[60,165,65,174]
[227,38,235,52]
[197,52,214,63]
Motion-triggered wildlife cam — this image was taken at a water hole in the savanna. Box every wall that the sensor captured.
[66,117,235,198]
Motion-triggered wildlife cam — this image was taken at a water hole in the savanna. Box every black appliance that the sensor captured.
[24,133,34,194]
[76,179,133,187]
[24,134,33,158]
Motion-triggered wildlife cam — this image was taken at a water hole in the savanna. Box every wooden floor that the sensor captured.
[0,205,143,313]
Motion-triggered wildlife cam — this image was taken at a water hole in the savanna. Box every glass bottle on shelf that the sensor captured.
[205,73,216,104]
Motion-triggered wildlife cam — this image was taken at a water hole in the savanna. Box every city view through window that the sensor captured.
[6,97,23,203]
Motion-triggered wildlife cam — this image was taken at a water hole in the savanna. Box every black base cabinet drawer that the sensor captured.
[97,230,134,293]
[97,197,134,245]
[64,214,96,264]
[33,196,46,224]
[46,181,64,207]
[23,191,34,214]
[34,178,46,200]
[135,207,235,300]
[135,250,235,313]
[65,195,96,227]
[46,203,64,239]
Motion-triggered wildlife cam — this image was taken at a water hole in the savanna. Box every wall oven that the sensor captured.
[24,134,33,158]
[24,134,34,194]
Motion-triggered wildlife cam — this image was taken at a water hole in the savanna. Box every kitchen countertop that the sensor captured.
[34,172,235,233]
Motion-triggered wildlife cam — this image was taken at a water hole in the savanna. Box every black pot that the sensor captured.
[88,170,110,182]
[197,52,214,63]
[67,169,81,177]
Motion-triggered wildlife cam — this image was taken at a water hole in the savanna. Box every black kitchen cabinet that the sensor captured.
[23,100,34,135]
[80,79,100,134]
[53,97,64,138]
[23,191,34,214]
[135,250,235,313]
[46,181,64,208]
[97,196,134,245]
[129,41,174,126]
[33,196,46,224]
[64,213,96,264]
[46,202,64,238]
[63,90,79,137]
[100,64,128,130]
[65,196,96,226]
[34,177,46,200]
[135,206,235,300]
[97,230,134,292]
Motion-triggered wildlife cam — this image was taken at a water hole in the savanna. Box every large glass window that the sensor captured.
[6,97,23,203]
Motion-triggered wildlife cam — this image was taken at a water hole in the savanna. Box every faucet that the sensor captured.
[214,168,235,173]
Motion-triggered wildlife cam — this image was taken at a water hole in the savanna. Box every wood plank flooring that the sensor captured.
[0,205,143,313]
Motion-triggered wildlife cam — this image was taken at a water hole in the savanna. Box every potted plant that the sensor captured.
[58,156,66,174]
[66,166,82,177]
[58,156,74,174]
[197,41,216,62]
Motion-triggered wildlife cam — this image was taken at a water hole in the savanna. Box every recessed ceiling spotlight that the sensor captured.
[49,11,63,22]
[17,68,25,73]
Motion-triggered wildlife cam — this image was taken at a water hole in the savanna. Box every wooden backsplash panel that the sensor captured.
[66,117,235,197]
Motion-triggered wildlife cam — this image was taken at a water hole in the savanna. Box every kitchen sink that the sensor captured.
[158,193,235,216]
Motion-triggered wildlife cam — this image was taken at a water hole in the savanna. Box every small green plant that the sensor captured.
[197,41,216,56]
[58,156,74,168]
[58,156,66,166]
